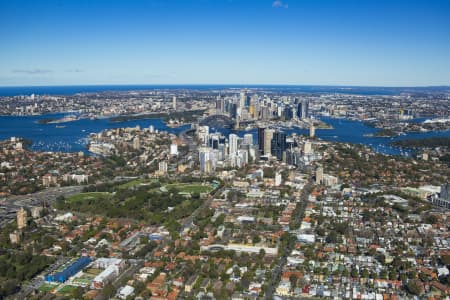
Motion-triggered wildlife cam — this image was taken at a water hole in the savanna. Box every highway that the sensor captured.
[0,186,84,228]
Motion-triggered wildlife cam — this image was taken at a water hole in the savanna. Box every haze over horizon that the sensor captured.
[1,0,449,87]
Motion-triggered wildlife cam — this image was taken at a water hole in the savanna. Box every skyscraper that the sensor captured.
[316,166,324,185]
[283,106,294,120]
[297,99,310,119]
[243,133,253,146]
[309,124,316,138]
[258,127,265,154]
[264,128,275,156]
[239,90,246,108]
[199,148,212,174]
[270,130,287,160]
[229,134,239,155]
[132,137,140,150]
[17,207,27,230]
[172,96,177,110]
[302,99,309,119]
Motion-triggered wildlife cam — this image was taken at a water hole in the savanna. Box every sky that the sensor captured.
[0,0,449,87]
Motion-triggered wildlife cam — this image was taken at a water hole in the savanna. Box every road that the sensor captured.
[265,181,312,300]
[179,184,224,233]
[0,186,84,228]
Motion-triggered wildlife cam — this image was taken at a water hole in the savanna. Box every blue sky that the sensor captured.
[0,0,449,86]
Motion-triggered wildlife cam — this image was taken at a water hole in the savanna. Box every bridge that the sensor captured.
[199,114,234,128]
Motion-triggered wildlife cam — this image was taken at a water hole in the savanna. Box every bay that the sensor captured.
[1,114,449,156]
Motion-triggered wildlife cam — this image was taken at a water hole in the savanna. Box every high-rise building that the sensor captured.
[316,166,324,185]
[271,131,287,160]
[304,141,312,154]
[302,99,309,119]
[283,106,294,120]
[239,90,247,108]
[297,99,310,119]
[264,129,275,156]
[199,148,216,174]
[441,183,450,201]
[159,161,168,174]
[170,143,178,155]
[243,133,253,146]
[17,207,27,230]
[275,172,282,186]
[229,134,239,155]
[132,137,140,150]
[234,116,240,130]
[309,125,316,138]
[258,127,265,154]
[172,96,177,110]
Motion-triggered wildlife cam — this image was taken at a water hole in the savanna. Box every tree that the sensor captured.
[71,286,83,299]
[361,269,369,278]
[289,274,298,291]
[407,280,423,296]
[101,283,116,299]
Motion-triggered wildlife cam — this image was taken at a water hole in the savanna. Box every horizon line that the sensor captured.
[0,83,449,89]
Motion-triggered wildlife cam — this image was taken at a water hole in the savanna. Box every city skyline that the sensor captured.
[1,0,450,86]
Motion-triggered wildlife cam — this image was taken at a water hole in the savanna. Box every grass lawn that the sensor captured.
[39,283,58,292]
[117,178,147,189]
[72,277,92,285]
[84,268,102,276]
[66,192,111,202]
[164,183,213,194]
[58,285,79,294]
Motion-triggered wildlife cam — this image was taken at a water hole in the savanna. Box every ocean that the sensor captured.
[0,84,436,97]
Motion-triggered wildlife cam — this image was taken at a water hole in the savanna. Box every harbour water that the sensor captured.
[0,114,449,156]
[0,113,190,153]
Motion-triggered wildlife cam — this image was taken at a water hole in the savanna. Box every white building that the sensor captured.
[229,134,239,155]
[118,285,134,299]
[170,143,178,155]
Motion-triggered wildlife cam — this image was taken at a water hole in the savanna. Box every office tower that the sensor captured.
[239,90,246,108]
[159,161,168,174]
[197,126,209,145]
[264,129,275,156]
[275,172,282,186]
[170,143,178,155]
[304,141,312,154]
[235,116,240,130]
[199,148,216,174]
[296,102,303,119]
[172,96,177,110]
[316,166,324,185]
[309,124,316,138]
[249,104,255,117]
[149,125,154,133]
[441,183,450,201]
[215,95,224,113]
[258,127,265,154]
[229,134,239,155]
[284,106,294,120]
[230,103,238,119]
[17,207,27,230]
[297,99,310,119]
[132,137,140,150]
[270,130,287,160]
[261,106,270,120]
[243,133,253,146]
[302,99,309,119]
